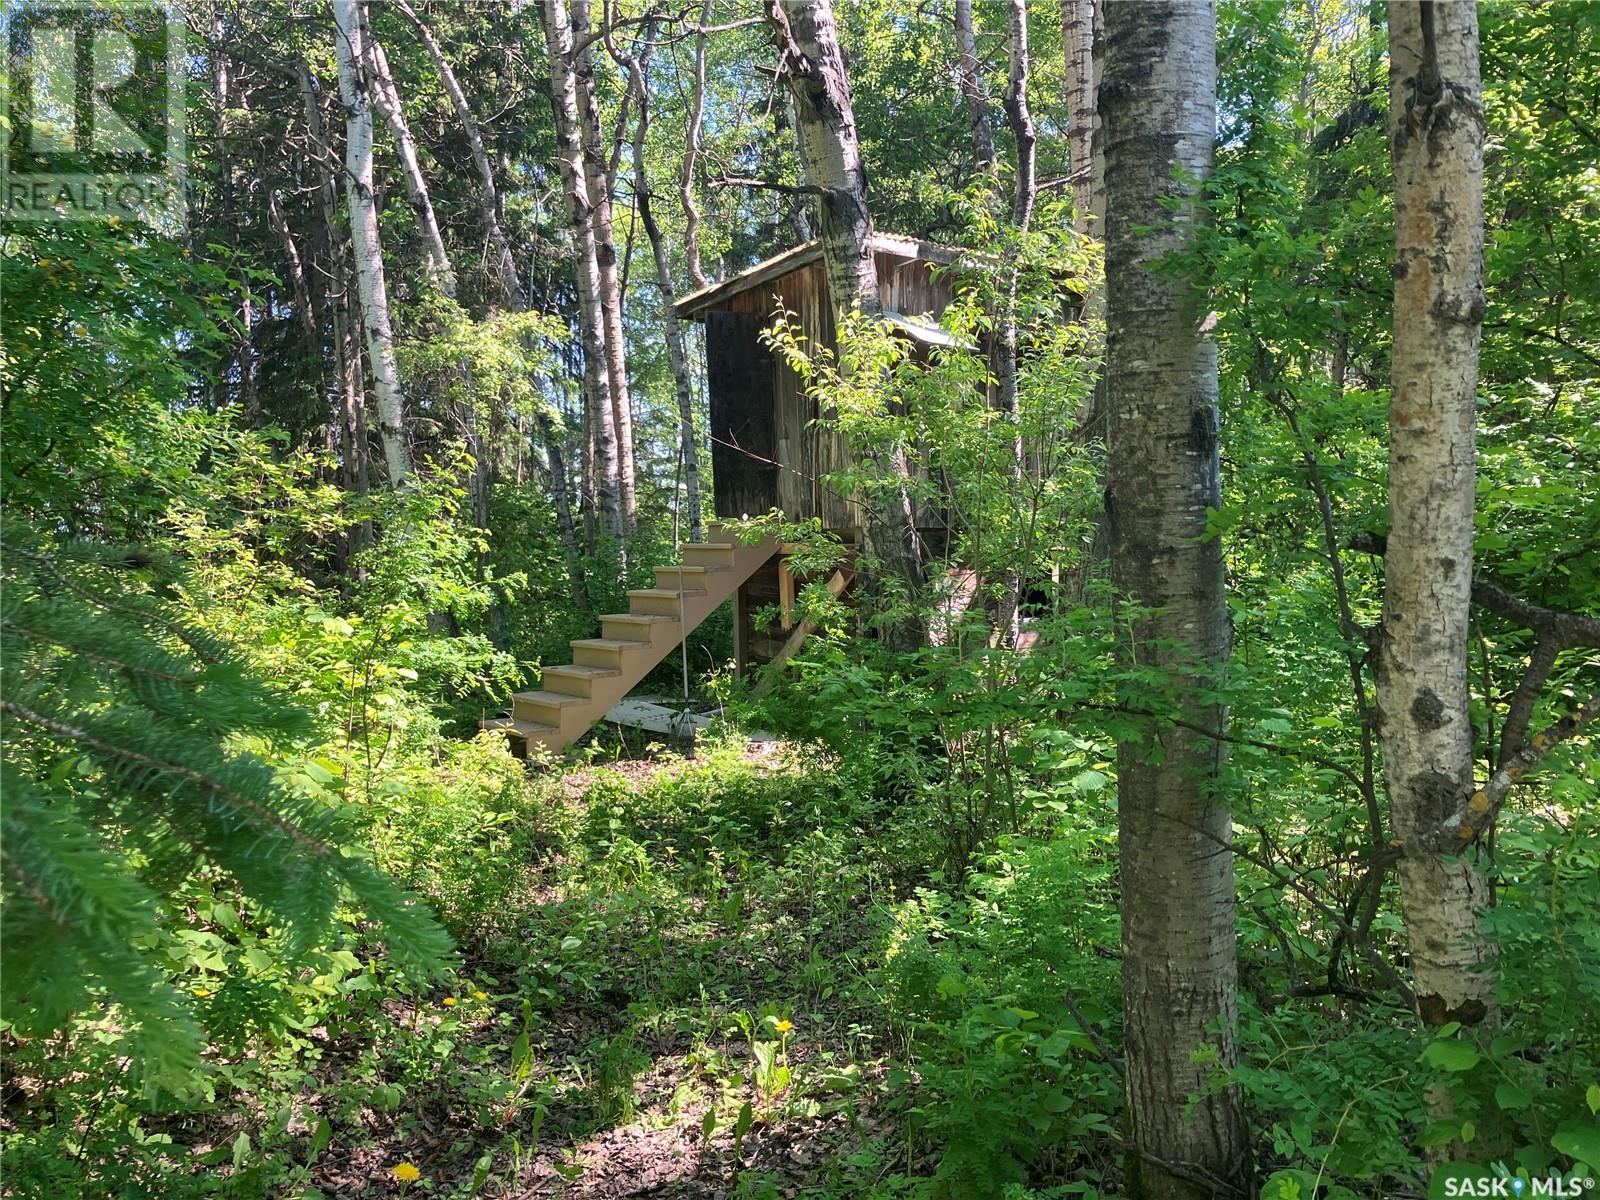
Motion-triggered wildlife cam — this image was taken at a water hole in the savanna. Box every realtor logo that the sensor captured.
[2,0,186,228]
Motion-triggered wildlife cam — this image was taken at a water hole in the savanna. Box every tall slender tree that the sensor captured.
[616,25,704,541]
[570,0,638,532]
[539,0,624,540]
[954,0,998,178]
[1101,1,1249,1195]
[768,0,925,649]
[332,0,412,486]
[1378,0,1491,1027]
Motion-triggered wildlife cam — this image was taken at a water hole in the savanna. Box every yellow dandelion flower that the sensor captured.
[193,987,213,998]
[442,996,457,1007]
[391,1162,421,1182]
[773,1019,794,1033]
[473,991,488,1001]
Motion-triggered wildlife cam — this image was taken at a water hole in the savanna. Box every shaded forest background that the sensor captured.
[2,1,1598,1198]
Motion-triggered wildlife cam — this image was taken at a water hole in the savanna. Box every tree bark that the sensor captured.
[539,0,624,540]
[569,0,638,531]
[392,0,522,308]
[624,34,704,541]
[333,0,412,487]
[1378,0,1490,1028]
[1102,2,1250,1196]
[298,58,371,547]
[363,14,456,299]
[1062,0,1101,233]
[680,0,713,288]
[1003,0,1037,228]
[768,0,925,649]
[954,0,998,177]
[768,0,879,318]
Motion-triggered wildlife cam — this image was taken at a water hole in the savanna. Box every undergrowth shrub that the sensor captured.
[578,736,854,862]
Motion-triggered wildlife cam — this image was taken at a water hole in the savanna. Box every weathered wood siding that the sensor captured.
[704,248,953,530]
[706,310,778,517]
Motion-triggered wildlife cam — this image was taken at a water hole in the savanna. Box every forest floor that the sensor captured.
[300,737,924,1200]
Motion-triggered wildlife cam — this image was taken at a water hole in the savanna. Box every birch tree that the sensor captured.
[768,0,925,649]
[1101,1,1249,1194]
[954,0,997,178]
[1062,0,1101,234]
[617,27,704,541]
[332,0,411,486]
[1378,0,1491,1027]
[362,17,454,300]
[539,0,624,539]
[570,0,638,531]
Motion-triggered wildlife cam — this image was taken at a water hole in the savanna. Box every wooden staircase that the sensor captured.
[484,525,778,755]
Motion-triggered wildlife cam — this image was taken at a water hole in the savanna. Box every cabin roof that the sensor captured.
[674,232,961,319]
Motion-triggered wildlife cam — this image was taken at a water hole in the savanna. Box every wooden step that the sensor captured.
[512,689,587,725]
[653,564,711,591]
[541,663,620,698]
[629,587,701,616]
[681,542,736,568]
[571,637,650,669]
[600,612,679,642]
[482,715,559,752]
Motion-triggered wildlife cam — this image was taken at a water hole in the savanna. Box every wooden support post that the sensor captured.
[778,556,796,631]
[732,579,750,677]
[752,568,853,697]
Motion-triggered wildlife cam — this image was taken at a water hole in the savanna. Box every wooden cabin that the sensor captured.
[486,235,973,753]
[674,232,965,534]
[673,232,968,669]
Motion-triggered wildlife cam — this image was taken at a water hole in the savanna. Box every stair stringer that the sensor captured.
[485,531,778,754]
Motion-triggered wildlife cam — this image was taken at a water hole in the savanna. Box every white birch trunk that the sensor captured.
[569,0,638,531]
[770,0,925,650]
[1379,0,1491,1027]
[540,0,623,539]
[363,18,455,299]
[1062,0,1101,233]
[954,0,997,177]
[333,0,412,487]
[1102,2,1249,1194]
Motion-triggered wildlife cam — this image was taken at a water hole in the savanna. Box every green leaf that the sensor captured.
[1495,1084,1531,1111]
[1552,1127,1600,1168]
[1588,1084,1600,1116]
[1420,1037,1481,1072]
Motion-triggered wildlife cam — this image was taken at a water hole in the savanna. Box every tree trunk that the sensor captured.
[539,0,624,540]
[991,0,1036,647]
[1062,0,1101,232]
[299,58,371,557]
[1102,2,1250,1196]
[954,0,997,177]
[626,38,704,542]
[680,0,713,288]
[769,0,879,317]
[333,0,412,487]
[1378,0,1490,1028]
[392,0,521,308]
[768,0,924,649]
[569,0,638,532]
[1003,0,1037,228]
[363,15,456,299]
